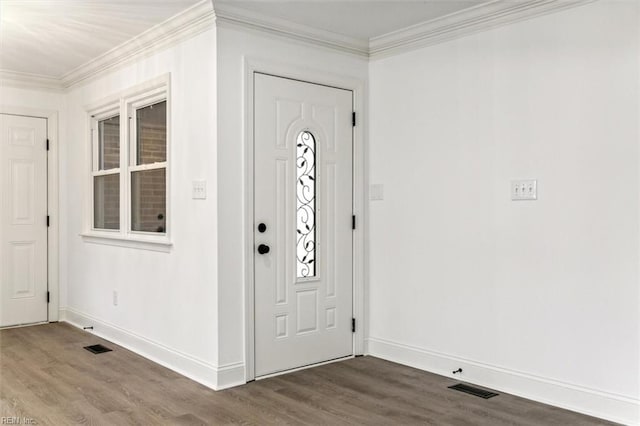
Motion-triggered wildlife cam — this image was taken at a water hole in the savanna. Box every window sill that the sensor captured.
[80,232,172,253]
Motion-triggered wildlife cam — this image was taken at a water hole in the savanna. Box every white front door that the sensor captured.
[0,114,48,327]
[254,73,353,377]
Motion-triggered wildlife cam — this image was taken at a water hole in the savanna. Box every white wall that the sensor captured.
[215,24,369,372]
[368,1,639,424]
[0,86,64,112]
[62,28,221,388]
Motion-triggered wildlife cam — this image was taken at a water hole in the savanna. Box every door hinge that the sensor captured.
[47,291,50,303]
[352,215,356,230]
[46,215,50,227]
[46,139,50,151]
[352,112,356,127]
[352,318,356,333]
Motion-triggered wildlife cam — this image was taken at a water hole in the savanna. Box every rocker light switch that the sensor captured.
[192,180,206,200]
[370,184,384,201]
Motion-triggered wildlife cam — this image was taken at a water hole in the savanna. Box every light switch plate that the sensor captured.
[192,180,206,200]
[511,179,537,200]
[370,184,384,201]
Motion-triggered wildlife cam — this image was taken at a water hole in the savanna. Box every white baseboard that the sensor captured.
[60,308,245,391]
[366,337,639,426]
[216,362,246,390]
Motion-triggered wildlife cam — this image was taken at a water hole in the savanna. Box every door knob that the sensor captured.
[258,223,267,233]
[257,244,270,254]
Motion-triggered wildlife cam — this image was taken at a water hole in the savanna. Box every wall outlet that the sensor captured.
[511,179,537,200]
[192,180,206,200]
[113,290,118,306]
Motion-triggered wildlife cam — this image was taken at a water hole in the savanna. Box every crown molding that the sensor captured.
[369,0,598,58]
[1,0,214,92]
[1,0,596,92]
[214,0,594,59]
[213,3,369,57]
[60,0,214,89]
[0,69,65,92]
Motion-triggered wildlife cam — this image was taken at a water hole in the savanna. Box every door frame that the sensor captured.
[243,58,366,381]
[0,106,60,324]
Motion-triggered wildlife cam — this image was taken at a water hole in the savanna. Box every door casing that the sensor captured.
[243,58,366,381]
[0,106,60,325]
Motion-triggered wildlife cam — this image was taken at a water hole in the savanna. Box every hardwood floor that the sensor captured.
[0,323,615,425]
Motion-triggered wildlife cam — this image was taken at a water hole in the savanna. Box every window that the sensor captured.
[85,77,170,249]
[130,100,167,233]
[93,114,120,230]
[296,130,316,278]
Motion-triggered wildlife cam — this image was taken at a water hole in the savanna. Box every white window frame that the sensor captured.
[128,89,168,237]
[82,74,172,252]
[91,107,121,233]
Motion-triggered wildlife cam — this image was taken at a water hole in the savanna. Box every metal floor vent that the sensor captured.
[448,383,499,399]
[84,344,112,354]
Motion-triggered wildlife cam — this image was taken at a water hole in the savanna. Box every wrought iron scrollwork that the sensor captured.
[296,131,316,278]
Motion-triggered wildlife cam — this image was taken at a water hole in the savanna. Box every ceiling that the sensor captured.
[0,0,202,78]
[213,1,487,41]
[1,0,490,80]
[0,0,579,83]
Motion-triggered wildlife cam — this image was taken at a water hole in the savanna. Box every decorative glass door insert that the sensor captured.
[296,131,316,278]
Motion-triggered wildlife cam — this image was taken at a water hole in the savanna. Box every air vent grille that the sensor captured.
[448,383,499,399]
[84,344,112,354]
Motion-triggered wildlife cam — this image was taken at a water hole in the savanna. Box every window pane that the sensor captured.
[136,101,166,165]
[98,115,120,170]
[296,131,316,278]
[131,168,166,233]
[93,174,120,230]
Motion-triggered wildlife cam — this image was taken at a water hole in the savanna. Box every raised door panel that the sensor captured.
[10,160,35,225]
[9,242,36,299]
[9,126,36,147]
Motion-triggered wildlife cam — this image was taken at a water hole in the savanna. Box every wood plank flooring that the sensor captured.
[0,323,615,425]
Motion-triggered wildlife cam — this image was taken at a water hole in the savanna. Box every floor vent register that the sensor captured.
[448,383,499,399]
[84,344,112,354]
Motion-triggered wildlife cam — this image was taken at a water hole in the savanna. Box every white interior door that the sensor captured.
[254,73,353,377]
[0,114,48,327]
